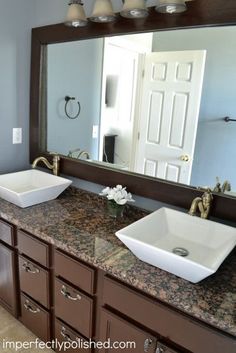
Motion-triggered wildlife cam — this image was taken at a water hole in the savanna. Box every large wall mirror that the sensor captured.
[44,26,236,194]
[30,0,236,221]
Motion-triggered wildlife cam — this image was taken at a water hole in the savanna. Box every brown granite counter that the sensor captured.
[0,187,235,337]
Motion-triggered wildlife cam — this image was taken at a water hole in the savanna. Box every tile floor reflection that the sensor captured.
[0,306,53,352]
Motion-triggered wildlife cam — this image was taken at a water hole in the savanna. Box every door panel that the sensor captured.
[136,50,206,184]
[0,243,15,312]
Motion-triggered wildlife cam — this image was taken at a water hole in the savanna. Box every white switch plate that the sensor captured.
[13,128,22,144]
[92,125,99,139]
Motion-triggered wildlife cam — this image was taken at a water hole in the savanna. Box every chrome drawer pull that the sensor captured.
[156,348,164,353]
[24,300,40,314]
[22,262,40,274]
[144,338,153,352]
[60,327,74,343]
[61,285,82,301]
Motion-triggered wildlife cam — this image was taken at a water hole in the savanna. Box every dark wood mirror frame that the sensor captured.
[30,0,236,222]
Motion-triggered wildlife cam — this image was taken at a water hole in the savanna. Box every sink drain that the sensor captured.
[173,247,189,257]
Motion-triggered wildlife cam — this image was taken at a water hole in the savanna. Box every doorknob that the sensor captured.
[180,155,190,162]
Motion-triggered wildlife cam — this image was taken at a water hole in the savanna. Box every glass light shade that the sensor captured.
[65,0,88,27]
[90,0,116,23]
[155,0,187,14]
[121,0,149,19]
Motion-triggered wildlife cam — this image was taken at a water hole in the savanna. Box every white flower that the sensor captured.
[100,184,135,205]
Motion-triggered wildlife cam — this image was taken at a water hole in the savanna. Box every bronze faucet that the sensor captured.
[32,154,60,176]
[222,180,231,193]
[78,150,90,159]
[213,177,231,193]
[189,190,213,219]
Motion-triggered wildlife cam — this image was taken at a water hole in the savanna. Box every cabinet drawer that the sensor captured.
[55,278,93,338]
[99,308,157,353]
[103,277,236,353]
[19,255,50,309]
[20,293,50,342]
[55,250,95,295]
[18,230,49,267]
[55,319,91,353]
[0,219,14,246]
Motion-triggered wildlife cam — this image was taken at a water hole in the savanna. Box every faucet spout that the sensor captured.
[32,155,60,176]
[78,150,90,160]
[188,191,213,219]
[188,197,202,217]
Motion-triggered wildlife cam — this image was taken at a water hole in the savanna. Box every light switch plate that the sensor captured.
[13,128,22,144]
[92,125,99,139]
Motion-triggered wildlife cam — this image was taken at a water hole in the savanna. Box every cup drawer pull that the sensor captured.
[24,300,40,314]
[61,285,82,301]
[60,326,79,343]
[22,262,40,274]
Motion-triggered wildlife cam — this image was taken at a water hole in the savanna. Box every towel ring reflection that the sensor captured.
[224,116,236,122]
[64,96,81,120]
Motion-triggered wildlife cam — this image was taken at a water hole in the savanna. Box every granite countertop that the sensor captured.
[0,187,235,337]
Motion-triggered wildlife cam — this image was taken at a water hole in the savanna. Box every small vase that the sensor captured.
[107,201,125,219]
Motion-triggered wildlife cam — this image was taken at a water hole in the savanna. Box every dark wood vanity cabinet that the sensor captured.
[102,276,236,353]
[0,219,17,316]
[0,222,232,353]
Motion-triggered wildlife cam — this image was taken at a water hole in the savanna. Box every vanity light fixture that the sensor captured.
[64,0,88,27]
[90,0,116,23]
[120,0,149,19]
[155,0,192,14]
[65,0,195,27]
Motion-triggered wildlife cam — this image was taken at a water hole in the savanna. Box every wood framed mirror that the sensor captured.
[30,0,236,221]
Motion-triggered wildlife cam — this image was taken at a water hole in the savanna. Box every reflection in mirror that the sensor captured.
[43,26,236,194]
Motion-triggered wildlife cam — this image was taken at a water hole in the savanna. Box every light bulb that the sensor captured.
[155,0,187,14]
[90,0,116,23]
[121,0,149,19]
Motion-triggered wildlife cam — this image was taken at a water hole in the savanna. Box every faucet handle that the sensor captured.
[49,152,60,161]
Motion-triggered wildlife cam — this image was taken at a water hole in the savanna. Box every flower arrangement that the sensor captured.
[100,185,134,205]
[100,185,134,218]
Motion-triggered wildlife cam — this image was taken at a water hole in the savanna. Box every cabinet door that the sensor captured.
[0,243,16,314]
[99,309,157,353]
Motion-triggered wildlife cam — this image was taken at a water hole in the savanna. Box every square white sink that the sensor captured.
[116,208,236,283]
[0,170,72,208]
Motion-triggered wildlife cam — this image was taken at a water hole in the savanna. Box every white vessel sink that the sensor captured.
[116,207,236,283]
[0,170,72,208]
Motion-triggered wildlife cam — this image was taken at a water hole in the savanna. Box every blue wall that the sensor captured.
[47,39,103,159]
[0,0,34,173]
[152,27,236,189]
